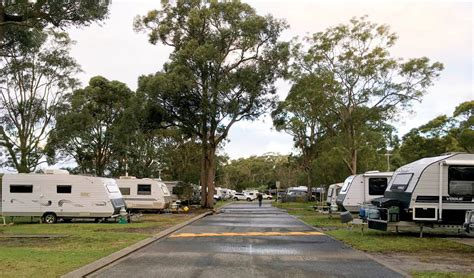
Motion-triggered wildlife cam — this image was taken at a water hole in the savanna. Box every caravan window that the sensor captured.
[10,185,33,193]
[327,188,334,198]
[119,187,130,196]
[57,185,72,194]
[390,173,413,191]
[368,178,388,195]
[137,184,151,195]
[448,166,474,197]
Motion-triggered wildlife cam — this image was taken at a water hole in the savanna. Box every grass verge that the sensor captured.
[0,212,201,277]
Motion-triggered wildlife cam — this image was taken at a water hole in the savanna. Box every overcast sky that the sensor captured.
[67,0,473,160]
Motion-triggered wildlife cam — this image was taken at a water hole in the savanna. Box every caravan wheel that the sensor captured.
[42,213,57,224]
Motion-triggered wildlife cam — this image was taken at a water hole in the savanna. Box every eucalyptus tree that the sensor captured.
[272,74,335,191]
[291,16,443,174]
[0,29,80,172]
[46,76,133,176]
[399,100,474,163]
[135,0,289,207]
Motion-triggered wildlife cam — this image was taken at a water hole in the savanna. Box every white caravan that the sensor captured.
[326,183,343,211]
[368,153,474,231]
[116,177,171,211]
[0,170,125,223]
[336,171,393,212]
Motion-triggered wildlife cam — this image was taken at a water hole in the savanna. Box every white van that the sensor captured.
[0,170,125,223]
[116,177,170,210]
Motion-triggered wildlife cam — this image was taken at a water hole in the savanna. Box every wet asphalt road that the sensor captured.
[91,202,403,278]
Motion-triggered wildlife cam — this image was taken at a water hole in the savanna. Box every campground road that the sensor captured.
[90,202,403,278]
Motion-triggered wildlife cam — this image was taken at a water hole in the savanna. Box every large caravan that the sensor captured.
[336,171,393,212]
[116,177,170,211]
[368,153,474,231]
[1,171,125,223]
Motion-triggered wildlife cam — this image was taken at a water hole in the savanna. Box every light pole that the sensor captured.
[150,160,164,181]
[385,153,392,171]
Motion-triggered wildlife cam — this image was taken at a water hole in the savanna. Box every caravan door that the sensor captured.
[364,176,389,202]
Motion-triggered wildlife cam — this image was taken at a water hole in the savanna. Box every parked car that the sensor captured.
[233,192,255,201]
[262,193,273,200]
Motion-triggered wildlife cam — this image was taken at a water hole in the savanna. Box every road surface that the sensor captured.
[91,202,403,278]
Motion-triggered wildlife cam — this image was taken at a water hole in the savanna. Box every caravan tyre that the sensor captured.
[43,213,57,224]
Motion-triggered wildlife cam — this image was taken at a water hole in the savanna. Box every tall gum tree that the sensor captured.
[46,76,133,176]
[135,0,289,208]
[0,29,80,172]
[272,74,335,195]
[291,16,444,174]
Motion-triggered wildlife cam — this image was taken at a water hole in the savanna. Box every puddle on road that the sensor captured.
[215,244,300,255]
[210,223,306,228]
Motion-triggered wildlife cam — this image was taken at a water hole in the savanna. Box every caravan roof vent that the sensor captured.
[364,170,380,174]
[44,169,69,175]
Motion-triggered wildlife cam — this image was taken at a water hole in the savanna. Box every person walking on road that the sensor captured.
[257,193,263,207]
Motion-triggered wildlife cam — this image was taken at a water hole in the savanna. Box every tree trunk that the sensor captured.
[0,4,5,43]
[200,143,209,207]
[19,149,29,173]
[199,143,216,209]
[306,167,312,201]
[206,145,216,209]
[351,148,357,175]
[347,119,357,175]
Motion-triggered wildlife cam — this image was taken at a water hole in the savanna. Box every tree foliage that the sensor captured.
[272,74,335,189]
[46,76,133,176]
[0,0,110,46]
[399,100,474,163]
[0,29,79,172]
[221,153,301,191]
[290,16,443,174]
[135,0,289,207]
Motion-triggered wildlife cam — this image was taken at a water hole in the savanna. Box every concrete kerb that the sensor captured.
[283,206,411,278]
[61,210,213,278]
[214,201,237,213]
